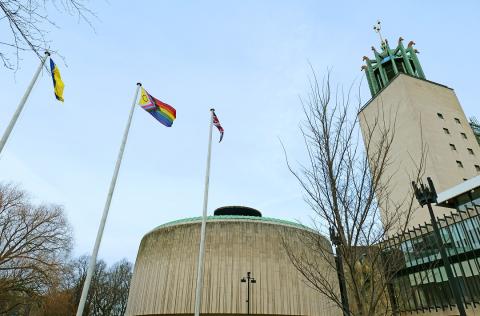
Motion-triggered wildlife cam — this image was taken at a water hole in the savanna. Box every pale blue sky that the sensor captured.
[1,1,479,263]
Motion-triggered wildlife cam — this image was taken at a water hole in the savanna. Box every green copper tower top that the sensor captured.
[362,29,425,97]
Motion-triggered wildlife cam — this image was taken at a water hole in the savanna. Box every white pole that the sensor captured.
[194,109,214,316]
[0,52,50,156]
[75,83,141,316]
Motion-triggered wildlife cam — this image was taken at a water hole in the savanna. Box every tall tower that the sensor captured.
[358,36,480,229]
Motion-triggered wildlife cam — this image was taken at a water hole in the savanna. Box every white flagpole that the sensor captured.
[194,108,215,316]
[0,52,50,156]
[76,83,142,316]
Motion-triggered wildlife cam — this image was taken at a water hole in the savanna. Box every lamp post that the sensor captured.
[330,226,350,316]
[241,272,256,314]
[412,177,467,316]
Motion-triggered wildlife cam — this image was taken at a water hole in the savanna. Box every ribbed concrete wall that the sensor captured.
[125,216,340,316]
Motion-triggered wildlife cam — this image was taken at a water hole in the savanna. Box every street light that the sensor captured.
[241,272,256,314]
[412,177,467,316]
[329,226,350,316]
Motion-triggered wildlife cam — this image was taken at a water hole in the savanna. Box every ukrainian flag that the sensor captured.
[49,59,64,102]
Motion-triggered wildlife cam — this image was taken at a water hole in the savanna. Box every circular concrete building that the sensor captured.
[125,207,340,316]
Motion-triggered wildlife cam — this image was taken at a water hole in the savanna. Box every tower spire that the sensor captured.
[362,24,426,97]
[373,20,385,47]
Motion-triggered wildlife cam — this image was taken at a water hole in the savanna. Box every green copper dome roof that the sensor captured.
[147,215,311,235]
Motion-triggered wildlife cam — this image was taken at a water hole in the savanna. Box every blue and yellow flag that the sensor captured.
[49,59,64,102]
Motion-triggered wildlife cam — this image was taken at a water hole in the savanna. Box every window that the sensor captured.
[461,132,468,139]
[468,148,474,155]
[437,113,444,119]
[476,165,480,172]
[456,160,464,168]
[450,144,456,151]
[455,118,461,124]
[443,128,450,134]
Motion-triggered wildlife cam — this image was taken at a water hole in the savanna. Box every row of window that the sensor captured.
[437,112,462,125]
[456,160,480,172]
[449,143,475,155]
[443,127,468,139]
[438,112,480,174]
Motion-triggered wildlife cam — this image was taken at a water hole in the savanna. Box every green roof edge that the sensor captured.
[146,215,311,235]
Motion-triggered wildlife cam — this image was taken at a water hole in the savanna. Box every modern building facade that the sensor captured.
[357,36,480,315]
[381,176,480,316]
[359,38,480,229]
[125,206,340,316]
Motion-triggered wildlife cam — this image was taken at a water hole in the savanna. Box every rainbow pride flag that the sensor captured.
[138,87,176,127]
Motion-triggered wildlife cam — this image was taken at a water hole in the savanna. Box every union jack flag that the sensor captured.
[211,109,224,142]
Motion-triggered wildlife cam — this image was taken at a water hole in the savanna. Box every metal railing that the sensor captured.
[382,199,480,313]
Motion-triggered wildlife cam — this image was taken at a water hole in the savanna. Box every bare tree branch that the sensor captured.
[282,70,428,316]
[0,182,72,313]
[0,0,96,70]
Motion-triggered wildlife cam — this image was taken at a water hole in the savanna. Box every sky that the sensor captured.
[1,1,479,264]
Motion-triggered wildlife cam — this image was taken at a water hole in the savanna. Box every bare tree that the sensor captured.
[0,183,132,315]
[87,259,132,316]
[106,260,133,316]
[0,0,95,70]
[0,182,72,314]
[282,72,427,316]
[61,256,132,316]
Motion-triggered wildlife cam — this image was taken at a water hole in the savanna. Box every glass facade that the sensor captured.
[385,188,480,312]
[470,118,480,146]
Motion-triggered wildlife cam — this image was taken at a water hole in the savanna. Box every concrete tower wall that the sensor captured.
[359,74,480,229]
[125,217,340,316]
